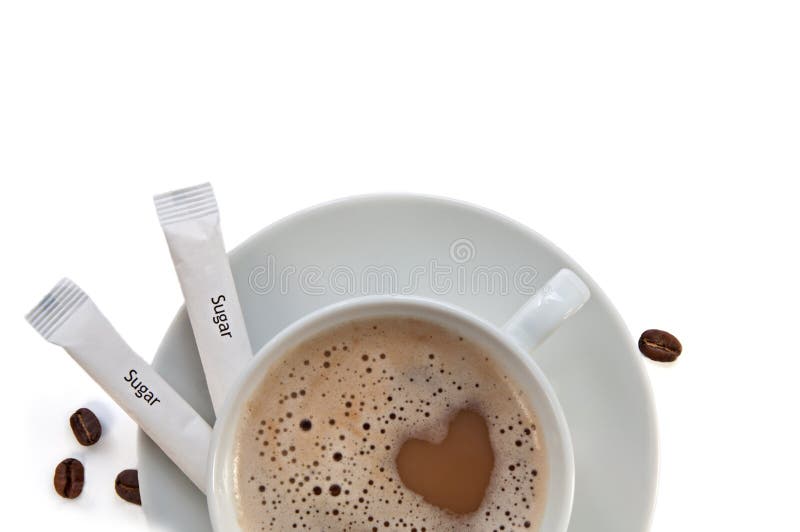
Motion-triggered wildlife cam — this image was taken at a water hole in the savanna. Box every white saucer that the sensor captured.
[138,194,658,532]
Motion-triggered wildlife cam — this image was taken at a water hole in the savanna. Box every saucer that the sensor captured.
[138,194,658,532]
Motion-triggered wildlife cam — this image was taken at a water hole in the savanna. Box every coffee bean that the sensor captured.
[69,407,102,446]
[54,458,84,499]
[639,329,682,362]
[115,469,141,505]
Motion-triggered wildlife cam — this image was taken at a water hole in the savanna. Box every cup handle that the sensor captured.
[502,268,591,352]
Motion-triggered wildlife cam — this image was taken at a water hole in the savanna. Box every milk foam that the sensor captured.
[234,317,547,530]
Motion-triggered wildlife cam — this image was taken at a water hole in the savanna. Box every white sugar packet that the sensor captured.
[154,183,253,414]
[26,279,210,491]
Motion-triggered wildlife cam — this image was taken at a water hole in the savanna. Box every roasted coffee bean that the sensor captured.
[638,329,682,362]
[115,469,141,505]
[54,458,84,499]
[70,407,102,446]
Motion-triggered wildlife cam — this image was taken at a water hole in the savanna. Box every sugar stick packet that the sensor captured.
[26,279,211,491]
[154,183,253,414]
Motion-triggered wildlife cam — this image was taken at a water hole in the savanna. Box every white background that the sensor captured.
[1,1,798,531]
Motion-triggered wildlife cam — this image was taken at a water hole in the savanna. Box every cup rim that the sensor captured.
[207,294,575,531]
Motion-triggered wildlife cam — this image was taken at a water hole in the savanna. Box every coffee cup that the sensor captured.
[29,269,589,531]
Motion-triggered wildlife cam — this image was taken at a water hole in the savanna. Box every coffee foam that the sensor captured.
[234,317,547,530]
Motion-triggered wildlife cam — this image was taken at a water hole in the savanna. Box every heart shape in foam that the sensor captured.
[395,408,495,515]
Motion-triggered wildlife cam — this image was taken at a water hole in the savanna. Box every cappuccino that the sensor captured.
[234,317,547,530]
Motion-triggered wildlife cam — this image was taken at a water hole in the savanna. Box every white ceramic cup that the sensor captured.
[206,268,589,531]
[28,269,589,531]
